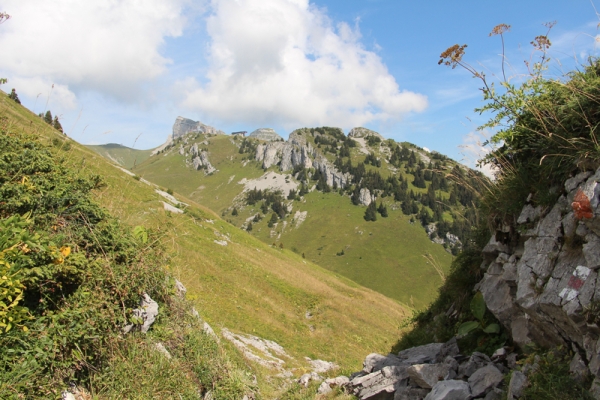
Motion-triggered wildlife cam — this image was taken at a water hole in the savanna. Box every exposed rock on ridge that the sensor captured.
[249,128,283,141]
[254,129,350,188]
[152,117,225,155]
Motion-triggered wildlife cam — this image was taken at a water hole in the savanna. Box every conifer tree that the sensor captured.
[246,222,253,231]
[377,202,388,217]
[364,202,377,221]
[8,88,20,104]
[44,110,52,124]
[52,116,64,133]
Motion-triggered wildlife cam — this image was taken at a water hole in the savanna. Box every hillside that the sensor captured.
[86,143,153,169]
[0,92,409,398]
[130,120,485,308]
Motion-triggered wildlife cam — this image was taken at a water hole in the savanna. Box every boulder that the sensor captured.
[424,380,471,400]
[507,371,527,399]
[349,365,409,400]
[457,352,490,379]
[359,188,374,206]
[394,387,430,400]
[364,353,405,373]
[397,343,445,365]
[407,363,454,389]
[468,364,503,398]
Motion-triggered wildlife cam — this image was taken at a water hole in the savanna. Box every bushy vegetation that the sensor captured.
[0,119,253,398]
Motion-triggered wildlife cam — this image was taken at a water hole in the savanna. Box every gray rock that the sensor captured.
[569,353,589,382]
[517,204,541,225]
[397,343,445,365]
[350,365,409,400]
[348,127,385,141]
[424,380,471,400]
[433,337,460,363]
[468,364,503,398]
[359,188,374,206]
[248,128,283,141]
[507,371,527,399]
[317,381,332,395]
[407,363,453,389]
[565,171,593,193]
[583,236,600,269]
[457,352,490,379]
[364,353,405,373]
[298,372,322,387]
[122,293,159,334]
[394,387,430,400]
[174,279,186,297]
[483,388,505,400]
[155,342,172,359]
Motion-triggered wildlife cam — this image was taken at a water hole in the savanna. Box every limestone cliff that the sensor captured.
[478,167,600,389]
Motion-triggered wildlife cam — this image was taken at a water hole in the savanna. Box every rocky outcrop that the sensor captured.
[190,143,216,173]
[477,167,600,389]
[358,188,374,206]
[348,127,385,141]
[248,128,283,141]
[173,116,225,139]
[253,130,350,188]
[332,339,517,399]
[152,117,224,155]
[122,293,159,334]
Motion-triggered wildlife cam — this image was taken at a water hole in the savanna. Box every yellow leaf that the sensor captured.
[60,246,71,257]
[22,326,28,332]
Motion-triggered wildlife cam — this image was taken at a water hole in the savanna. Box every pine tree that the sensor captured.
[364,202,377,221]
[52,116,64,133]
[44,110,53,125]
[268,213,278,227]
[8,88,20,104]
[377,202,388,217]
[231,207,238,216]
[246,222,253,232]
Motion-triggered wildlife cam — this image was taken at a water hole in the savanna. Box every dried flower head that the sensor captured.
[531,35,552,51]
[438,44,468,69]
[489,24,511,37]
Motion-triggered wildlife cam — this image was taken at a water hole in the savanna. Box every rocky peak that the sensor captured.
[248,128,283,142]
[172,116,225,139]
[348,127,385,141]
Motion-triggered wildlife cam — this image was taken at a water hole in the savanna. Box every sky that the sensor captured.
[1,0,599,169]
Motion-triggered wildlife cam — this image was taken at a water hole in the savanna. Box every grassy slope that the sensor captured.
[86,143,153,169]
[134,134,453,309]
[1,95,407,380]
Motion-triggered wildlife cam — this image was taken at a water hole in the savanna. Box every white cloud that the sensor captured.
[0,0,193,101]
[459,131,496,178]
[179,0,428,129]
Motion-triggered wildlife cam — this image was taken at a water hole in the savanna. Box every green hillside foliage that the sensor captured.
[131,125,485,309]
[87,143,153,169]
[0,91,408,397]
[0,116,253,397]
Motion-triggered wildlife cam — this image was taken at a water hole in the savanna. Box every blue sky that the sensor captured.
[1,0,599,168]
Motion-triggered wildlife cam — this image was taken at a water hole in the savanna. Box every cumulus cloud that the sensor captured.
[179,0,428,129]
[459,131,496,178]
[0,0,193,101]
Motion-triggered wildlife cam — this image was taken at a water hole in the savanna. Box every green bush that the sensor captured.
[0,125,171,397]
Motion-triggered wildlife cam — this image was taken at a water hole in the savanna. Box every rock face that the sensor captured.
[173,116,225,139]
[348,127,385,141]
[478,168,600,367]
[253,129,350,188]
[248,128,283,141]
